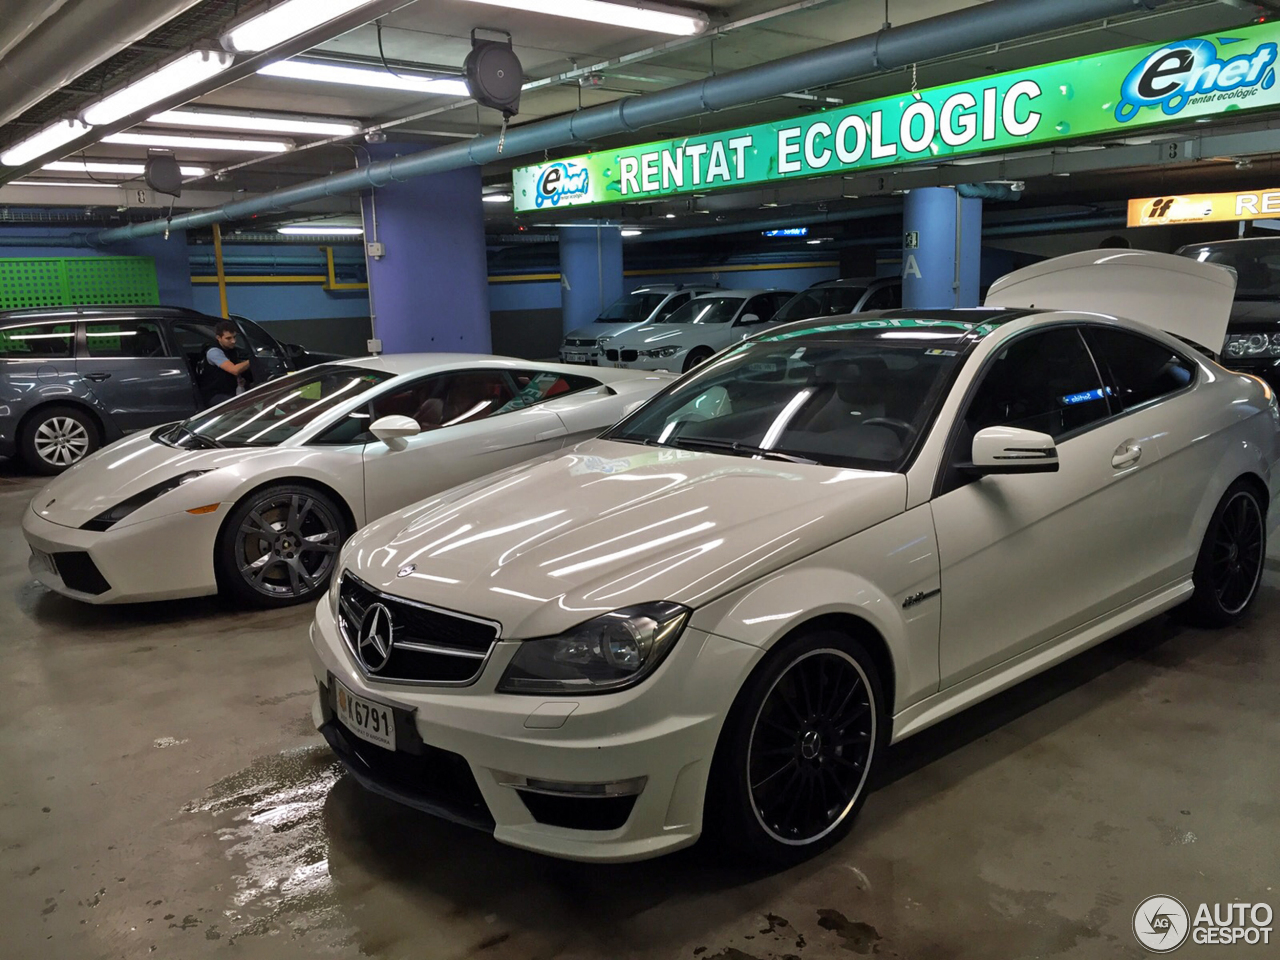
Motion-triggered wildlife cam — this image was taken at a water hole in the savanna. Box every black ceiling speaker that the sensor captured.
[465,29,523,119]
[144,154,183,198]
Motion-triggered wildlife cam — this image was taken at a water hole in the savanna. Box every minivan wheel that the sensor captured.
[683,348,713,373]
[707,629,886,867]
[217,484,349,607]
[1180,479,1267,627]
[20,405,99,474]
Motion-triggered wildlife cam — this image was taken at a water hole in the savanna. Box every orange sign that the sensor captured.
[1128,190,1280,227]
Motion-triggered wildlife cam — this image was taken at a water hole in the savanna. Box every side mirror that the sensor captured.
[738,313,761,325]
[370,414,420,451]
[965,426,1059,475]
[283,342,305,358]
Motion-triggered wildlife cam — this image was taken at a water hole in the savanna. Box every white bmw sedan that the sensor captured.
[22,355,671,607]
[308,252,1278,864]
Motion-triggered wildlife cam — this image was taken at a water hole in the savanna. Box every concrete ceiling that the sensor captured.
[2,0,1280,236]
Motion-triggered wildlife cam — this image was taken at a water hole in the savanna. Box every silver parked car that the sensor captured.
[559,283,718,365]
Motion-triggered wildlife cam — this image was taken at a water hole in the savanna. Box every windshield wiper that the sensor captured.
[661,435,818,464]
[173,424,223,449]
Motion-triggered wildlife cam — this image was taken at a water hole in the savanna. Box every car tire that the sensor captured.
[683,348,713,373]
[1179,479,1267,627]
[216,483,351,608]
[20,405,100,475]
[705,628,888,868]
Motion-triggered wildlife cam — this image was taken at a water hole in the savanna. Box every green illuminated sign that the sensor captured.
[513,21,1280,214]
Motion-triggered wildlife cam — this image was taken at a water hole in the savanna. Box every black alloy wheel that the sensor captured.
[707,629,886,867]
[218,484,349,606]
[1182,479,1267,627]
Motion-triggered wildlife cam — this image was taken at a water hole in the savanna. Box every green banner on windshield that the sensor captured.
[512,21,1280,213]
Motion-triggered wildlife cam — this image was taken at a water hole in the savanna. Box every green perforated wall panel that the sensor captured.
[0,257,159,311]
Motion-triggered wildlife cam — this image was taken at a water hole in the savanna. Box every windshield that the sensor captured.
[160,365,393,448]
[598,292,668,322]
[1181,240,1280,298]
[774,286,868,323]
[663,296,745,325]
[605,334,964,471]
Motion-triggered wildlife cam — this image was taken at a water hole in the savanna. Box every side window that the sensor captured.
[962,328,1111,443]
[0,322,74,359]
[500,370,601,412]
[652,293,691,322]
[862,284,900,311]
[84,320,167,358]
[769,292,793,316]
[738,296,772,324]
[1086,327,1195,410]
[236,318,285,360]
[371,371,515,431]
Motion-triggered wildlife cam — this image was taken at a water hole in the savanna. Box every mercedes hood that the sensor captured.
[342,439,906,639]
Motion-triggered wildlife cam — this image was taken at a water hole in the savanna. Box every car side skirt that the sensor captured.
[890,576,1194,744]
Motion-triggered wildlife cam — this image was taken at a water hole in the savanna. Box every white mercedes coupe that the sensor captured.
[308,251,1278,864]
[22,355,672,606]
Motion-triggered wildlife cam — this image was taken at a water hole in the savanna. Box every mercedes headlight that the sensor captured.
[1225,333,1280,358]
[639,345,682,359]
[81,471,211,531]
[497,602,690,695]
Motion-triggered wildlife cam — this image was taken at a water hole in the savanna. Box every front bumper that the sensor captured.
[558,348,600,365]
[308,597,761,862]
[22,505,224,603]
[598,350,683,372]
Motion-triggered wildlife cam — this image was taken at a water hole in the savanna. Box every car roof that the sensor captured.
[756,307,1039,344]
[332,352,668,383]
[690,288,790,298]
[0,304,221,323]
[805,277,894,289]
[631,284,718,294]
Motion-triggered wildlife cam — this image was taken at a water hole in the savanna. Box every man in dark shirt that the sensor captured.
[201,321,251,407]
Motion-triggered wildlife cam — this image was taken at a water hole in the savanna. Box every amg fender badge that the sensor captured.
[903,589,941,609]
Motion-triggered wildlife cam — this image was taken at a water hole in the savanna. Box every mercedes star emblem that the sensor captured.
[397,563,416,578]
[357,603,395,673]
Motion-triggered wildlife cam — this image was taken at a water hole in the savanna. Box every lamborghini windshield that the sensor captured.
[605,325,971,471]
[160,365,393,448]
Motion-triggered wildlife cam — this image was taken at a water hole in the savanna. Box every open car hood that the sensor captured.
[984,249,1237,353]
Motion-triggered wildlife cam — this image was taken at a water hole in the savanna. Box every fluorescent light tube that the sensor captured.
[9,180,120,189]
[482,192,512,203]
[45,160,209,176]
[149,109,360,137]
[258,59,470,96]
[621,228,643,237]
[277,225,364,235]
[81,50,233,126]
[0,119,90,166]
[455,0,708,35]
[102,132,292,153]
[223,0,382,54]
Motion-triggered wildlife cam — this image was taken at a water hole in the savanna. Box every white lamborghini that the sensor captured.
[22,355,672,606]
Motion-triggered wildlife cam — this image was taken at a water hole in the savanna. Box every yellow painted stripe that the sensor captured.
[192,275,329,284]
[488,272,562,283]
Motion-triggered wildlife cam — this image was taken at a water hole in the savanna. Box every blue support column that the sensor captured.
[112,230,193,308]
[361,144,490,354]
[901,187,982,309]
[558,224,623,334]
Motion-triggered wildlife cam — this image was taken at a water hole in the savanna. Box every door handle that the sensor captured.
[84,372,111,382]
[1112,440,1142,469]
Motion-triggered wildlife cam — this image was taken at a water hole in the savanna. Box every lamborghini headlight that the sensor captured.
[497,602,690,695]
[80,471,211,531]
[1225,333,1280,358]
[639,345,682,359]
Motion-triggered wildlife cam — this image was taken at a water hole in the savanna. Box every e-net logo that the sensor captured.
[535,161,590,208]
[1116,36,1277,121]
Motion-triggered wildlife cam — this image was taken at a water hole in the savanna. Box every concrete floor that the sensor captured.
[1,458,1276,960]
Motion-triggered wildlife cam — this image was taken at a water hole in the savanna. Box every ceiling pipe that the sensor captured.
[0,0,206,129]
[96,0,1170,245]
[0,0,74,61]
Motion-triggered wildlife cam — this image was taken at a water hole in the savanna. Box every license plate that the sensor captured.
[30,547,54,575]
[614,362,628,367]
[333,678,396,751]
[565,352,587,363]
